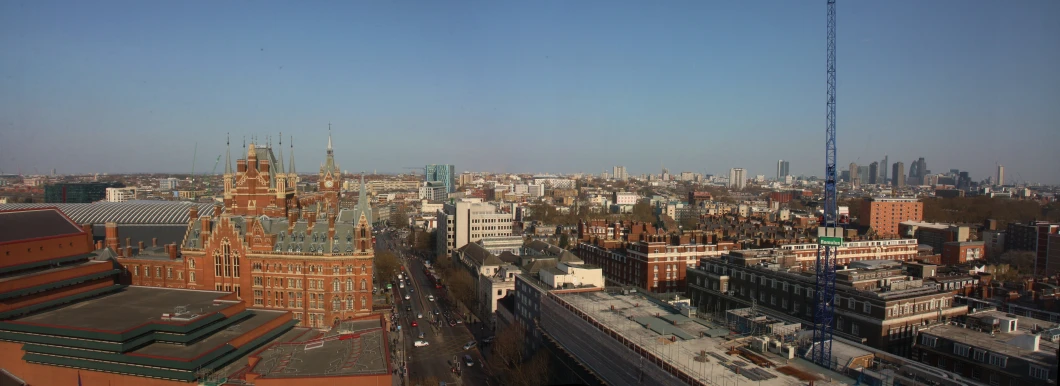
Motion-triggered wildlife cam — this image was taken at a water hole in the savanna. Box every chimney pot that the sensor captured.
[152,238,158,247]
[125,246,132,257]
[138,241,145,251]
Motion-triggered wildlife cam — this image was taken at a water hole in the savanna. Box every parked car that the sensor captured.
[462,341,476,350]
[414,340,429,347]
[463,355,474,367]
[483,336,495,344]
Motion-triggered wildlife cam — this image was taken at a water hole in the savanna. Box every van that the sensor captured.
[463,355,474,367]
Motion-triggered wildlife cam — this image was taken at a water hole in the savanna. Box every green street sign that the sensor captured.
[386,284,393,289]
[819,237,843,246]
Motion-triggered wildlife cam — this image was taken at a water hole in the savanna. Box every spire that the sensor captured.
[288,136,296,174]
[327,123,333,154]
[224,133,232,174]
[322,125,338,175]
[275,132,285,174]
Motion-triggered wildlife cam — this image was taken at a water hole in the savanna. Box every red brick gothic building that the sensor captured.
[121,133,376,328]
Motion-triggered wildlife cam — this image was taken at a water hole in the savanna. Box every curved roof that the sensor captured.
[0,202,214,225]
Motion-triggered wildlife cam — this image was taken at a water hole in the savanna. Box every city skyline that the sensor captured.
[1,1,1058,183]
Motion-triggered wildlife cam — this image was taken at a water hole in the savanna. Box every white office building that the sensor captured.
[158,178,180,191]
[105,187,137,203]
[436,198,516,257]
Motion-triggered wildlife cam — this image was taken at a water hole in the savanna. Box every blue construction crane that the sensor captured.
[812,0,841,369]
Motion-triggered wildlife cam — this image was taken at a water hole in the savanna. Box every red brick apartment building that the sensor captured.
[860,197,924,237]
[575,233,739,293]
[118,135,378,328]
[0,207,392,385]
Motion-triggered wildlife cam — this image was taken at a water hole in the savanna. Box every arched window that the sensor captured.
[332,297,340,311]
[346,278,353,292]
[346,296,353,310]
[346,265,353,274]
[360,279,366,291]
[361,264,366,274]
[360,297,366,308]
[188,259,195,269]
[332,279,340,292]
[332,266,339,275]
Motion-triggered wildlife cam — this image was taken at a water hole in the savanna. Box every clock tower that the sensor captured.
[318,126,342,211]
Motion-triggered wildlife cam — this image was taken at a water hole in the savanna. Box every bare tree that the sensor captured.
[374,250,401,284]
[448,269,476,308]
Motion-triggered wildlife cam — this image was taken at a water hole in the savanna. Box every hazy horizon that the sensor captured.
[2,1,1058,184]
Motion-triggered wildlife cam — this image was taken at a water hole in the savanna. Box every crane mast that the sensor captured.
[812,0,840,369]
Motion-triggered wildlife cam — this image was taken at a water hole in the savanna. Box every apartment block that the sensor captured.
[860,197,923,237]
[941,241,985,265]
[105,187,137,202]
[1005,221,1060,276]
[687,252,968,357]
[899,221,971,253]
[575,235,738,293]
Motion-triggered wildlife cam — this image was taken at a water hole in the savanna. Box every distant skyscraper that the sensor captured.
[728,168,746,190]
[848,162,858,185]
[425,164,456,194]
[881,155,889,182]
[892,162,906,188]
[908,159,920,185]
[858,166,870,186]
[612,166,628,180]
[776,160,790,180]
[997,165,1005,186]
[868,162,879,185]
[917,157,927,183]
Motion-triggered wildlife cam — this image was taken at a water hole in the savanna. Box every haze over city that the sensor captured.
[2,0,1058,183]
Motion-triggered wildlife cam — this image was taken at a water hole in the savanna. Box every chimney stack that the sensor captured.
[126,237,131,248]
[168,244,178,260]
[138,241,145,251]
[328,211,337,239]
[124,246,132,258]
[152,238,158,247]
[213,202,223,218]
[105,222,119,252]
[200,216,212,246]
[189,206,199,221]
[95,240,103,250]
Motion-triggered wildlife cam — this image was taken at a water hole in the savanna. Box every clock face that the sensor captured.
[325,180,334,188]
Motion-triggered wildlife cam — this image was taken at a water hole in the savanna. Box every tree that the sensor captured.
[490,322,552,386]
[374,250,401,284]
[631,200,655,223]
[407,229,432,252]
[1000,250,1036,275]
[389,204,409,229]
[558,233,570,249]
[448,269,476,308]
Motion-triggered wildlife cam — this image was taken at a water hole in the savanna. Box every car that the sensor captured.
[462,341,476,350]
[456,319,463,324]
[414,340,429,347]
[418,331,425,339]
[483,336,495,344]
[417,313,423,319]
[411,321,418,327]
[399,283,405,289]
[427,295,434,302]
[463,355,474,367]
[404,294,411,300]
[406,305,412,311]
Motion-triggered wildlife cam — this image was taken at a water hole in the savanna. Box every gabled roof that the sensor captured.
[458,242,503,267]
[0,207,84,244]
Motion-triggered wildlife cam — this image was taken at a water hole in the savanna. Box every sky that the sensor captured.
[1,1,1058,184]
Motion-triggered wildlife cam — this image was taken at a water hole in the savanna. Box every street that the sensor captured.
[378,229,496,386]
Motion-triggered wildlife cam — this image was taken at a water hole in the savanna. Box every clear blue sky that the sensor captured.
[2,1,1058,184]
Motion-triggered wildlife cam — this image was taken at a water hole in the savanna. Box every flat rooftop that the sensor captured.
[922,324,1057,366]
[250,319,388,378]
[12,286,233,332]
[131,310,289,360]
[556,291,851,386]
